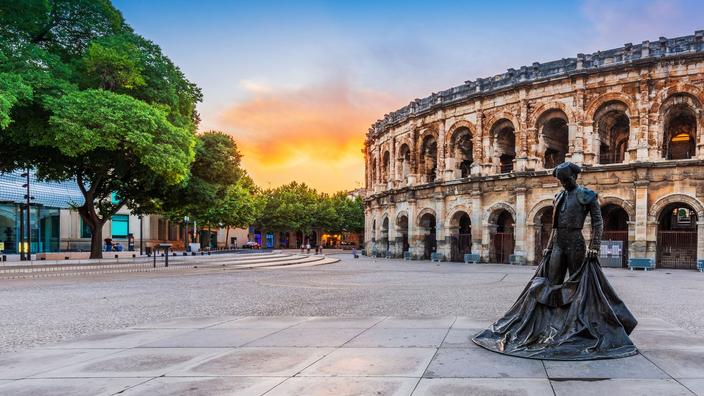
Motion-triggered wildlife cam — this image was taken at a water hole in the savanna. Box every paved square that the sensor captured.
[0,315,702,395]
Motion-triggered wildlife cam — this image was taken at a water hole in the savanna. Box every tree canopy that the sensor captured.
[0,0,202,258]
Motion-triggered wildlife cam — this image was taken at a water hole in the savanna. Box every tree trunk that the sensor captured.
[89,224,104,259]
[225,227,230,248]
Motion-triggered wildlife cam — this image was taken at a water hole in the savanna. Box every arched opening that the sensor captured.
[397,144,411,182]
[450,127,473,178]
[533,206,553,264]
[420,136,438,183]
[491,120,515,173]
[418,212,437,260]
[380,217,389,255]
[538,110,568,169]
[662,96,698,160]
[489,209,514,263]
[657,203,698,269]
[449,211,471,262]
[381,151,390,183]
[396,214,409,255]
[595,101,630,165]
[602,204,629,268]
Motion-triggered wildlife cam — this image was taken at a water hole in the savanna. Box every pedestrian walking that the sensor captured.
[352,247,358,259]
[306,242,311,254]
[319,245,324,255]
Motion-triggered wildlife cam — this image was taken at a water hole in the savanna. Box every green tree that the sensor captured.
[0,0,202,258]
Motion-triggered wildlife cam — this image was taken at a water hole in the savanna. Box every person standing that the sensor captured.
[306,241,311,254]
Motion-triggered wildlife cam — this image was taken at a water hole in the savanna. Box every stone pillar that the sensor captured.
[582,122,596,165]
[525,127,539,171]
[633,179,650,260]
[444,157,456,180]
[697,220,704,262]
[408,200,418,259]
[435,195,449,260]
[387,206,397,257]
[436,121,446,182]
[526,222,536,265]
[513,187,527,259]
[470,191,483,256]
[567,122,582,164]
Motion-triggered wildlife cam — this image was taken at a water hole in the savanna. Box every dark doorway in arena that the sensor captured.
[657,203,698,270]
[602,204,630,267]
[595,101,630,165]
[663,99,697,160]
[450,211,472,262]
[419,212,437,260]
[420,136,438,183]
[450,127,473,178]
[491,119,516,173]
[538,110,569,169]
[533,206,553,265]
[490,209,514,263]
[396,214,409,256]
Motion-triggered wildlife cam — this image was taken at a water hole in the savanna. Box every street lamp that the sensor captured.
[184,216,190,251]
[20,170,35,261]
[138,214,144,255]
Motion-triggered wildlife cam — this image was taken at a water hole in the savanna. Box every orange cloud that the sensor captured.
[216,80,404,193]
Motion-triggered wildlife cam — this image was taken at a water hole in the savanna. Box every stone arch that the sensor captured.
[648,193,704,222]
[488,118,517,173]
[528,101,577,127]
[593,100,632,164]
[585,92,638,123]
[418,132,438,182]
[658,92,701,159]
[484,111,521,134]
[416,208,437,225]
[600,196,635,221]
[650,83,704,115]
[445,205,471,229]
[445,120,477,149]
[395,210,409,223]
[395,210,410,255]
[535,108,570,168]
[485,202,517,224]
[527,198,555,225]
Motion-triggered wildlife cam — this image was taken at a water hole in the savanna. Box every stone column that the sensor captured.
[525,127,539,171]
[436,121,446,182]
[470,191,483,256]
[633,179,650,260]
[513,187,527,260]
[582,122,596,165]
[526,221,536,265]
[387,205,397,257]
[566,122,582,164]
[435,194,449,260]
[697,220,704,262]
[408,199,418,259]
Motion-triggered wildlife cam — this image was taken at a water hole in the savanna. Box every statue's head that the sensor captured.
[552,162,580,190]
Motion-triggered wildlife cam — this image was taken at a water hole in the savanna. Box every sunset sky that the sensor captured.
[113,0,704,193]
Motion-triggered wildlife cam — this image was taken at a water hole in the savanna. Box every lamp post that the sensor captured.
[20,169,35,261]
[138,215,144,255]
[184,216,189,252]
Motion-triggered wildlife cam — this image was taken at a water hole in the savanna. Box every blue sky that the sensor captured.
[113,0,704,192]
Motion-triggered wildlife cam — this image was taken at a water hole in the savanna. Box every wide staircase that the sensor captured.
[0,252,339,279]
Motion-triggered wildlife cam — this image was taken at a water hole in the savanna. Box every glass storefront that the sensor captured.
[0,204,60,254]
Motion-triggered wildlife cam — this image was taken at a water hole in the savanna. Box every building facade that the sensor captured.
[364,31,704,270]
[0,170,246,255]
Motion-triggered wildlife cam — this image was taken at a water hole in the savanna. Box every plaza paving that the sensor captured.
[0,256,703,394]
[0,315,702,395]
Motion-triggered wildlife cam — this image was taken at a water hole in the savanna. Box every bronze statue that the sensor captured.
[473,162,638,360]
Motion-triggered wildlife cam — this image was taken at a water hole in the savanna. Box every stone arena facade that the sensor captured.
[364,32,704,270]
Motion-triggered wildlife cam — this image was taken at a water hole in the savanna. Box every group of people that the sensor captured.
[300,242,324,254]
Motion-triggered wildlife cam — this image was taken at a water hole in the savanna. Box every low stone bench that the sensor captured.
[464,253,480,264]
[697,260,704,273]
[430,252,443,262]
[628,257,655,271]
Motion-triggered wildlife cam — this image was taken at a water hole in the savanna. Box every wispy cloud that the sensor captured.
[217,79,404,192]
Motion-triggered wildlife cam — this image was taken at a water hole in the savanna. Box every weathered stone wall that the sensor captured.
[364,32,704,269]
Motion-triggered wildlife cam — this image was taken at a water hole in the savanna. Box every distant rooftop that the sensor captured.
[368,30,704,137]
[0,171,84,208]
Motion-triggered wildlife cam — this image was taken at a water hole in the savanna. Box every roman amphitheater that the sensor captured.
[364,31,704,270]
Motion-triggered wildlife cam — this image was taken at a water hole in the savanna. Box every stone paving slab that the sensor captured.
[0,316,703,395]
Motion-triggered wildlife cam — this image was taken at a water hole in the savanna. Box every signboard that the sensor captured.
[600,240,624,268]
[0,242,4,251]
